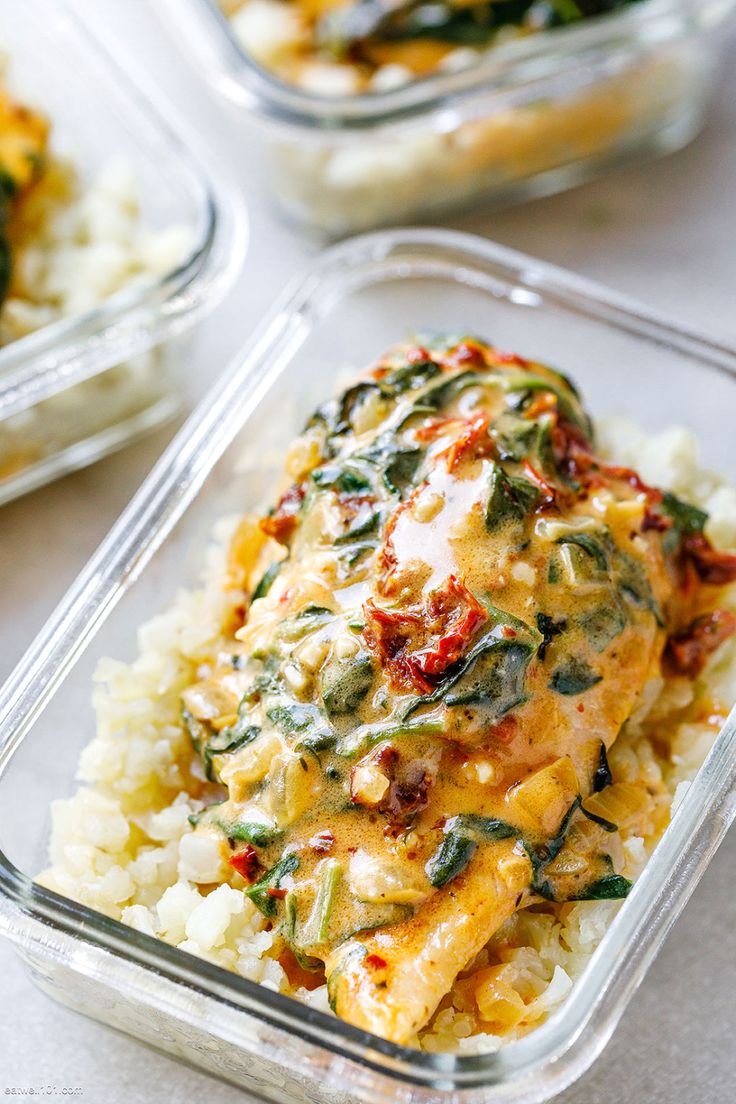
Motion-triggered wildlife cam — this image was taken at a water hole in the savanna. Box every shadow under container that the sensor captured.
[168,0,735,235]
[1,229,736,1103]
[0,2,245,506]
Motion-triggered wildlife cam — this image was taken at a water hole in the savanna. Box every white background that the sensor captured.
[1,2,735,1101]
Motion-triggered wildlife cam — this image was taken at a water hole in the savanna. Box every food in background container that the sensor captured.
[206,0,720,233]
[39,333,736,1051]
[0,78,49,310]
[223,0,646,95]
[0,64,190,485]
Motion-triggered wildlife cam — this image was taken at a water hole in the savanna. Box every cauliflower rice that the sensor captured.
[39,417,736,1053]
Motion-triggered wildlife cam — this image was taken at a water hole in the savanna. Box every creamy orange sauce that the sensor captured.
[181,335,736,1042]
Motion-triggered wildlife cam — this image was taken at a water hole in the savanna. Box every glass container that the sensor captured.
[1,228,735,1103]
[0,2,246,504]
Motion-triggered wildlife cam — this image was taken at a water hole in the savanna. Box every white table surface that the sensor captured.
[1,2,735,1101]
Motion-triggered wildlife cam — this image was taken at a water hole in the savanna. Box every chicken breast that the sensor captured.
[182,335,736,1043]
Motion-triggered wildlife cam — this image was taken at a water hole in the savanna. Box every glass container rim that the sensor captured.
[1,227,735,1098]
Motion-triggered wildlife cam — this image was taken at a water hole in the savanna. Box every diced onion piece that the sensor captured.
[266,751,323,826]
[350,762,390,807]
[219,732,283,802]
[227,513,267,590]
[348,849,427,906]
[583,782,653,831]
[473,964,527,1030]
[507,756,580,837]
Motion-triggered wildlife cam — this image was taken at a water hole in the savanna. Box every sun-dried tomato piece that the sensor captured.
[601,464,663,504]
[406,345,431,364]
[383,760,434,826]
[444,341,488,369]
[351,744,435,828]
[260,483,306,543]
[278,948,326,990]
[414,416,458,442]
[414,412,496,474]
[363,598,431,693]
[376,491,417,596]
[521,459,557,507]
[228,845,260,883]
[374,744,400,773]
[436,412,493,473]
[492,349,529,369]
[642,508,672,533]
[551,419,597,485]
[372,346,433,380]
[523,391,558,420]
[364,575,486,693]
[683,534,736,585]
[666,609,736,678]
[409,575,487,679]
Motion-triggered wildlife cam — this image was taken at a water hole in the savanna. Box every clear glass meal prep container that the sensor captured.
[163,0,735,235]
[0,2,245,506]
[1,227,735,1104]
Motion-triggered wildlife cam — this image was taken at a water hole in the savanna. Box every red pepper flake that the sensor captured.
[666,609,736,678]
[228,845,260,883]
[576,703,585,713]
[365,953,388,970]
[501,626,517,639]
[309,829,335,854]
[266,886,288,900]
[260,483,306,543]
[683,534,736,586]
